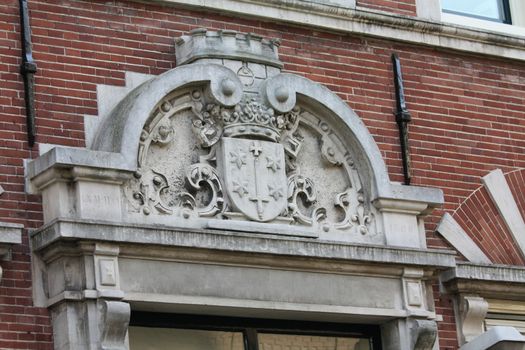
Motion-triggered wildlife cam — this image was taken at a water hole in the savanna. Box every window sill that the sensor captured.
[132,0,525,62]
[441,12,525,39]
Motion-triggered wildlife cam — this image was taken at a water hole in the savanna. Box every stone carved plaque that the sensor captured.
[123,84,381,243]
[219,138,287,222]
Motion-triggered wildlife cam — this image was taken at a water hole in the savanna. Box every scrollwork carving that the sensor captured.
[185,163,225,217]
[321,135,343,166]
[287,174,325,226]
[150,120,174,146]
[132,169,172,215]
[123,78,380,242]
[332,190,353,230]
[351,194,372,235]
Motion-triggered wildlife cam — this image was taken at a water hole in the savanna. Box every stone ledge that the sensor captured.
[148,0,525,62]
[27,147,133,180]
[31,218,456,268]
[441,262,525,299]
[442,262,525,284]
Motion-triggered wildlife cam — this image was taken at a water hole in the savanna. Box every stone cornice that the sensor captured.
[441,262,525,300]
[31,218,456,269]
[148,0,525,62]
[442,262,525,284]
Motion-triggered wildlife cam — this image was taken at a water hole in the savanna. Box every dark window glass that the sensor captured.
[442,0,512,24]
[129,328,245,350]
[129,313,381,350]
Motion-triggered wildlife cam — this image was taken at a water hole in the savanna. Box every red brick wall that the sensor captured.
[451,185,525,265]
[1,0,525,349]
[507,169,525,219]
[0,1,53,349]
[357,0,417,16]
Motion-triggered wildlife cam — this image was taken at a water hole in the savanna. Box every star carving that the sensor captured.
[232,180,249,197]
[268,183,284,201]
[229,149,247,169]
[266,156,281,172]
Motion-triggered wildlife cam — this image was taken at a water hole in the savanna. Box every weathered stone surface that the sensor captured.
[25,29,453,350]
[437,213,491,264]
[483,169,525,257]
[31,219,456,268]
[152,0,525,62]
[175,29,282,68]
[26,29,445,248]
[442,263,525,284]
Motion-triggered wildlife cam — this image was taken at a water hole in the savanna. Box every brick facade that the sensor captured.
[1,0,524,349]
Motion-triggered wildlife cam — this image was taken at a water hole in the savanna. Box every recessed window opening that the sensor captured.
[442,0,511,24]
[129,313,382,350]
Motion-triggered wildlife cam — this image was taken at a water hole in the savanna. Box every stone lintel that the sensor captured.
[441,263,525,299]
[31,218,456,270]
[150,0,525,62]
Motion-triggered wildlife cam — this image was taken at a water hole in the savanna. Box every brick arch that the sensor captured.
[451,169,525,265]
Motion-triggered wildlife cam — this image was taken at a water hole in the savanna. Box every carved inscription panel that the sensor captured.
[123,87,383,243]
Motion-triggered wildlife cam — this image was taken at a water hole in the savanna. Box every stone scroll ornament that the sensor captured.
[125,76,377,239]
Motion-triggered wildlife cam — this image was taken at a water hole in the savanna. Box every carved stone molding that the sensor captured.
[410,319,438,350]
[99,300,130,350]
[381,318,437,350]
[124,83,382,241]
[458,295,489,345]
[402,268,426,312]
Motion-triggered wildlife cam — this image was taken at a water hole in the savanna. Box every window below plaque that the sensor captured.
[442,0,511,24]
[440,0,525,37]
[129,313,381,350]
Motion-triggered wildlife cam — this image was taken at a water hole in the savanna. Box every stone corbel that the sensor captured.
[0,222,23,283]
[457,295,489,345]
[410,319,438,350]
[99,300,131,350]
[381,318,437,350]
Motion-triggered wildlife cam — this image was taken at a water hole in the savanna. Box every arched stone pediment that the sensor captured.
[82,29,441,245]
[91,65,390,201]
[28,29,443,248]
[26,30,452,350]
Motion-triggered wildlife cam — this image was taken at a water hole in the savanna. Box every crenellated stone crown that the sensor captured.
[175,28,282,68]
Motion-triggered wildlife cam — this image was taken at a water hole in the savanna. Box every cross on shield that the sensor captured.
[219,137,287,222]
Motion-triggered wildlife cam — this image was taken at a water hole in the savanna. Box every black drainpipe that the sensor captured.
[19,0,37,148]
[391,53,412,185]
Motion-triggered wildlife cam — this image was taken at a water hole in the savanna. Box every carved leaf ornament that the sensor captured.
[125,77,378,241]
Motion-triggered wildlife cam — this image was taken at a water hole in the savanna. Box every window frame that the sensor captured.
[130,312,383,350]
[441,0,512,24]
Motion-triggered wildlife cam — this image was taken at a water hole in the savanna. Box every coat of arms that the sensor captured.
[129,88,376,239]
[219,138,286,222]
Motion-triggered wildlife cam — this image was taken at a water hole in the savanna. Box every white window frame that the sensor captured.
[416,0,525,38]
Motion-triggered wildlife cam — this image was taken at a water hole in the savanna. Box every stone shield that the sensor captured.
[219,137,287,222]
